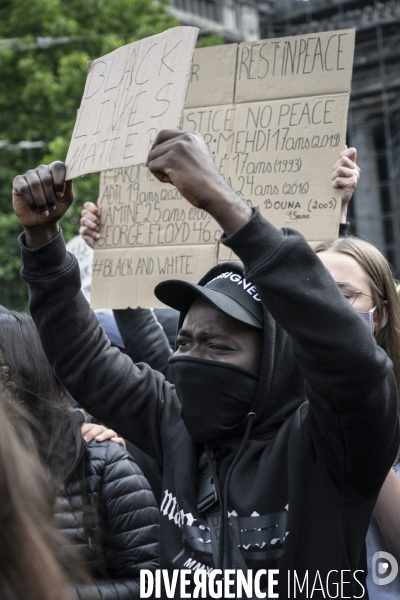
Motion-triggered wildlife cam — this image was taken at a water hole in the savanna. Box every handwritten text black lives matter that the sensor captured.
[91,30,354,308]
[65,27,198,178]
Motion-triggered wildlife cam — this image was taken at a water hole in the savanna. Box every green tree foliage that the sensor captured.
[196,32,225,48]
[0,1,224,309]
[0,0,180,309]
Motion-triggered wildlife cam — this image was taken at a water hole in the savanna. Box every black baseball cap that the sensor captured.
[154,269,263,330]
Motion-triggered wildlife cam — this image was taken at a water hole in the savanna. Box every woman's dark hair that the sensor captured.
[0,395,68,600]
[0,311,83,484]
[0,376,90,599]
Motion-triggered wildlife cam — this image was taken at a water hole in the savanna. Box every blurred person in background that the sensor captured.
[331,146,400,596]
[315,237,400,598]
[0,381,83,600]
[0,310,159,600]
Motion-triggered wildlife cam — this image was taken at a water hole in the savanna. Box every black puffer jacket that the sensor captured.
[54,439,159,600]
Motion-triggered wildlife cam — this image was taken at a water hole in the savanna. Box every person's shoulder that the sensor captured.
[86,439,151,484]
[90,441,158,512]
[84,439,137,465]
[83,442,159,531]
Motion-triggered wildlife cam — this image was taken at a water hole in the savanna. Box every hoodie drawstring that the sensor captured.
[205,412,256,571]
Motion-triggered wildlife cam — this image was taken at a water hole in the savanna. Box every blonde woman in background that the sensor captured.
[315,237,400,599]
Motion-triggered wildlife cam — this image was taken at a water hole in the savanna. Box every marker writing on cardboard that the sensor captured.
[90,30,354,310]
[238,33,348,81]
[66,28,198,178]
[92,254,195,278]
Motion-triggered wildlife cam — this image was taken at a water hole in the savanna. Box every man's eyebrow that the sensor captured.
[177,329,225,341]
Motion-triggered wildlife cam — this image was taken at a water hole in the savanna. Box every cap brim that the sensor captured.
[154,280,263,330]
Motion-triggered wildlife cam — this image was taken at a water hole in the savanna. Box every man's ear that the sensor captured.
[376,300,389,332]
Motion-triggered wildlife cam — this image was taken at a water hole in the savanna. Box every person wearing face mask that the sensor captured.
[315,237,400,598]
[332,155,400,596]
[12,130,399,598]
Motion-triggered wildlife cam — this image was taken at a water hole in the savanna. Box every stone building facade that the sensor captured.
[168,0,261,41]
[258,0,400,272]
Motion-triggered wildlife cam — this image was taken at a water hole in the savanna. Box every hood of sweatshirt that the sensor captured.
[155,260,308,568]
[169,261,307,439]
[156,261,307,485]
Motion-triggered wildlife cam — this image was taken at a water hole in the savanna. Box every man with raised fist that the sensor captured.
[13,131,397,599]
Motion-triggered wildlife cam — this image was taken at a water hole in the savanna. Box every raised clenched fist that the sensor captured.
[147,130,229,211]
[13,162,74,229]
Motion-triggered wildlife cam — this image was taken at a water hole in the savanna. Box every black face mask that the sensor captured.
[169,355,259,445]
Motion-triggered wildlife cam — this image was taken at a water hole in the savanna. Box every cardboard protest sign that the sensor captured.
[90,29,355,309]
[65,27,198,179]
[235,31,354,102]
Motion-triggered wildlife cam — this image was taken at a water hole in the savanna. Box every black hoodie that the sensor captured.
[19,209,399,599]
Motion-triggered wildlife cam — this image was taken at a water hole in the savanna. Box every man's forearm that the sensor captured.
[24,224,60,249]
[203,179,253,237]
[19,231,166,462]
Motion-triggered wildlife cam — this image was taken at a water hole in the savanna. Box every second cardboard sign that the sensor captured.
[91,29,355,309]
